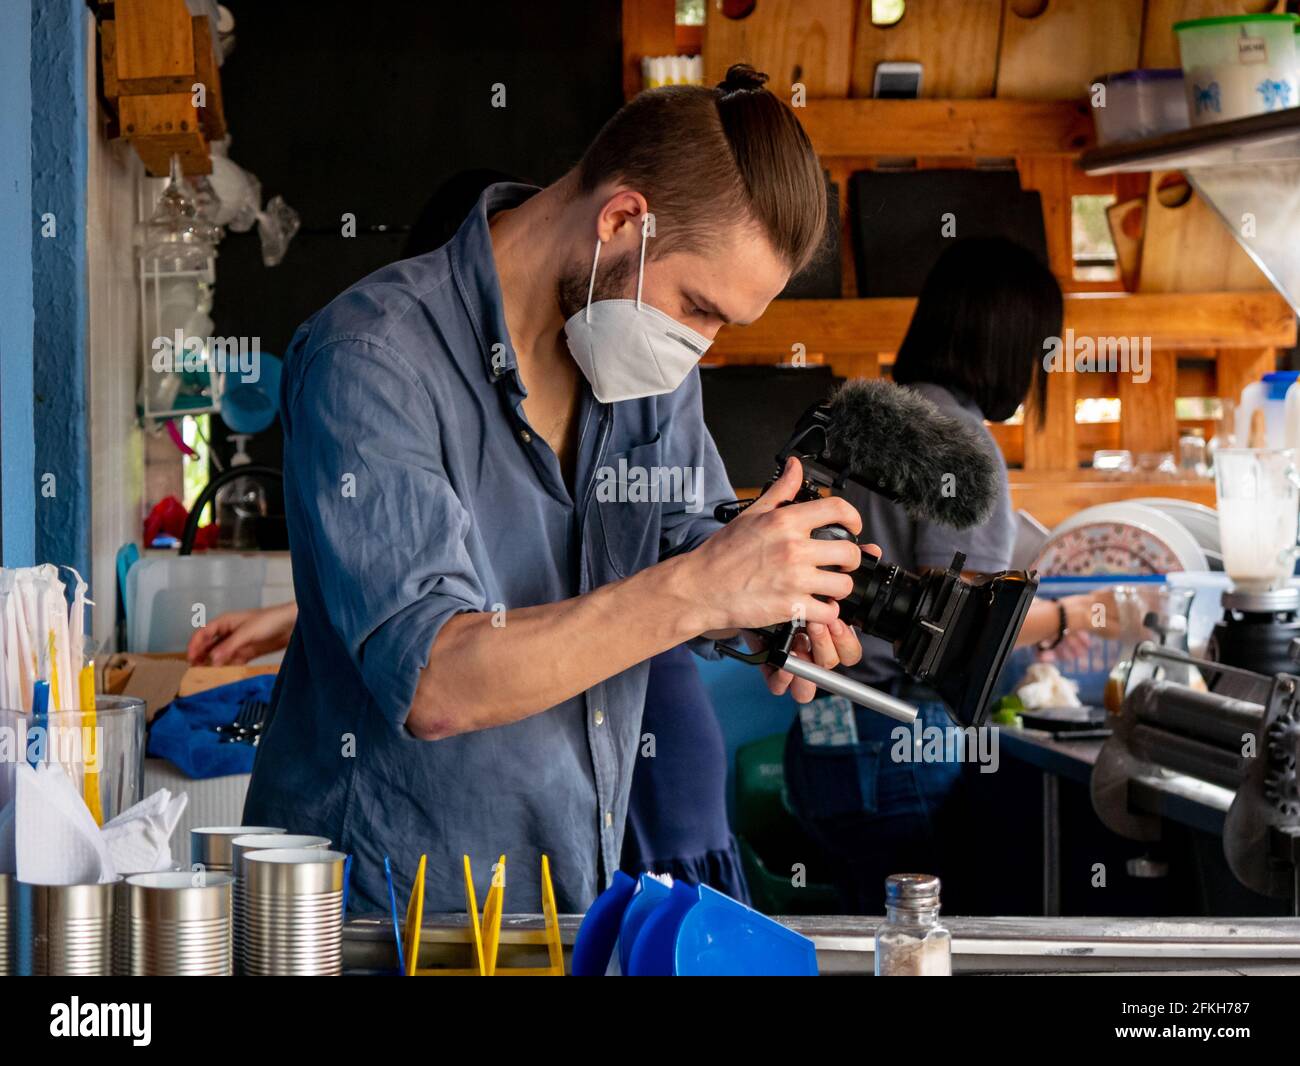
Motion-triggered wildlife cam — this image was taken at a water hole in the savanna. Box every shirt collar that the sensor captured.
[449,181,542,386]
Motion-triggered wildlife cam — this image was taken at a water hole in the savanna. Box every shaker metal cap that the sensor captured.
[885,873,941,902]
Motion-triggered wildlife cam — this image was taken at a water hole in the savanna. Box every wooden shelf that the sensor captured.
[709,291,1296,361]
[1081,106,1300,176]
[798,98,1095,159]
[1008,472,1216,530]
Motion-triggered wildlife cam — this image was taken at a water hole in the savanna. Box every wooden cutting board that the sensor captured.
[703,0,855,97]
[1106,196,1145,290]
[1137,172,1269,293]
[849,0,1003,98]
[996,0,1143,99]
[1140,0,1285,68]
[178,664,279,698]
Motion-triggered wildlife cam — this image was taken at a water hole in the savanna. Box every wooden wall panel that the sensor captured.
[849,0,1003,98]
[1118,348,1179,453]
[1215,347,1278,408]
[1016,157,1074,281]
[114,0,194,81]
[621,0,676,99]
[1023,369,1078,471]
[996,0,1143,99]
[703,0,856,97]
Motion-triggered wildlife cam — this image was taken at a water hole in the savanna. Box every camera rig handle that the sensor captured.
[713,488,919,724]
[716,626,920,724]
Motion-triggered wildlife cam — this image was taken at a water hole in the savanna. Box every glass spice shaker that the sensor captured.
[874,873,951,976]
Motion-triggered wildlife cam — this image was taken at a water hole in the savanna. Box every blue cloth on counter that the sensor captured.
[147,675,276,779]
[243,183,737,917]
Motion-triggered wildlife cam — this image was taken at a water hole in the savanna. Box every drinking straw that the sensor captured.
[80,663,103,826]
[47,631,60,710]
[29,681,49,768]
[384,856,405,974]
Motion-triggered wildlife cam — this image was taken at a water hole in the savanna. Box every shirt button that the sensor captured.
[604,811,613,828]
[519,428,532,444]
[594,710,605,726]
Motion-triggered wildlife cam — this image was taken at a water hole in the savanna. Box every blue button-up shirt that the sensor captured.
[244,184,734,915]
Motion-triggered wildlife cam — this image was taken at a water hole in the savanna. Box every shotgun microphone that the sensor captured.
[807,378,1003,529]
[714,378,1037,728]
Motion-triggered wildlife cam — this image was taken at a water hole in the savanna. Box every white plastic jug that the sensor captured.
[1235,371,1300,449]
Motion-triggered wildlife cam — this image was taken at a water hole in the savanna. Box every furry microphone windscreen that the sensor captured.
[825,378,1002,529]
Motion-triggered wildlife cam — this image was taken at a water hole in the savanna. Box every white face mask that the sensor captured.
[563,216,713,404]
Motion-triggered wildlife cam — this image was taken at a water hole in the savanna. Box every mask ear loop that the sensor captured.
[635,213,650,312]
[584,238,602,325]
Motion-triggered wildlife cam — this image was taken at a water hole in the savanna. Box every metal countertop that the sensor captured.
[343,913,1300,975]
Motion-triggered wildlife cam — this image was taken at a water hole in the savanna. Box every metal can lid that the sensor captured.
[885,873,941,903]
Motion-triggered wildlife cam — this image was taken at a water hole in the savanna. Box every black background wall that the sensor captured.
[209,0,624,485]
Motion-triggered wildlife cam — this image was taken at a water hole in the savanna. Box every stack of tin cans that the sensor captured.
[23,881,117,975]
[230,834,329,973]
[126,871,235,975]
[190,825,287,874]
[0,874,11,976]
[243,849,347,976]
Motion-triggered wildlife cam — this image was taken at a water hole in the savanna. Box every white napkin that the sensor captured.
[101,788,188,875]
[15,762,115,884]
[13,764,188,883]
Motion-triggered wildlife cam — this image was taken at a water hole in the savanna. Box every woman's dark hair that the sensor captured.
[890,236,1063,425]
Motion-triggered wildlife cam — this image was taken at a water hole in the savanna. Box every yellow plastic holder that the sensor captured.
[401,852,565,976]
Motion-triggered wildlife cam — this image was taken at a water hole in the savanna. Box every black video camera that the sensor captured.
[715,394,1038,729]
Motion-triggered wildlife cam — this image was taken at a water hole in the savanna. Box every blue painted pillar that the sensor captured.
[31,0,90,577]
[0,0,35,567]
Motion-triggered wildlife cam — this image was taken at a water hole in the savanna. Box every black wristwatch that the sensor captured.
[1035,600,1068,652]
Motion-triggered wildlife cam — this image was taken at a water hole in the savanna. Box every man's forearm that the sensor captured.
[406,553,711,740]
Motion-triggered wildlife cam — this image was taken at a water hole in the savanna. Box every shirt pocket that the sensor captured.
[595,434,664,579]
[784,733,884,822]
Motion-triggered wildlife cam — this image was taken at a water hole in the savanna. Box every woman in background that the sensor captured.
[783,236,1111,914]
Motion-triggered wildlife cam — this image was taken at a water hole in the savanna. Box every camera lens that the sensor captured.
[844,553,924,644]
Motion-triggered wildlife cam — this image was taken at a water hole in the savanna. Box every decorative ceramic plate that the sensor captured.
[1043,502,1207,574]
[1032,520,1186,576]
[1129,497,1221,556]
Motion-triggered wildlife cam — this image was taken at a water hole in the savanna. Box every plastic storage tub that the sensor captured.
[125,552,293,653]
[1093,69,1188,144]
[1175,13,1299,125]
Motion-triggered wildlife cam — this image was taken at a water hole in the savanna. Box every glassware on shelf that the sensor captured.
[137,156,222,421]
[1178,428,1210,478]
[1092,449,1134,478]
[1135,451,1179,481]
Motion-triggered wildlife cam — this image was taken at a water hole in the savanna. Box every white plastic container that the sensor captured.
[125,553,293,653]
[1093,69,1189,144]
[1235,371,1300,450]
[1176,13,1299,125]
